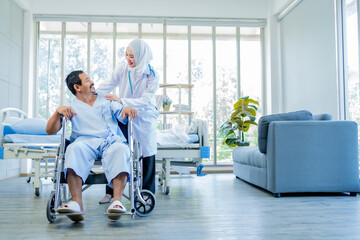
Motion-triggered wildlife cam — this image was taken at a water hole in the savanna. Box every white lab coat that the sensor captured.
[97,62,160,157]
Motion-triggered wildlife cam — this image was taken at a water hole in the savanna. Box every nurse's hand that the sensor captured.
[57,106,77,120]
[105,94,122,103]
[122,106,137,120]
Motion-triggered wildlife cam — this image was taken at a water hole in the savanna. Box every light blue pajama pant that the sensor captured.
[64,138,130,186]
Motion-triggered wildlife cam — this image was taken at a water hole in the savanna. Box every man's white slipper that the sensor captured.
[107,200,126,214]
[57,201,84,222]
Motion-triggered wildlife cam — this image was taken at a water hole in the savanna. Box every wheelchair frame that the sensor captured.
[46,117,156,223]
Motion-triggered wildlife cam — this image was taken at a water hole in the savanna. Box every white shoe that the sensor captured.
[107,200,126,214]
[57,200,84,222]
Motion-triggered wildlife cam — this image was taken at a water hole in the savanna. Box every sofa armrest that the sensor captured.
[266,120,359,193]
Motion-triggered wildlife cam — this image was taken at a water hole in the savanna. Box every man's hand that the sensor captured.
[121,106,137,120]
[47,106,76,135]
[105,94,122,103]
[57,106,77,120]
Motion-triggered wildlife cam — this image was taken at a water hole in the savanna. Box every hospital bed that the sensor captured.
[156,119,210,195]
[0,108,60,196]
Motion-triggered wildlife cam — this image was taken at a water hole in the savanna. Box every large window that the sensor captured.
[36,19,264,166]
[240,28,262,147]
[65,22,87,103]
[215,27,237,164]
[37,22,61,119]
[191,26,214,163]
[90,23,113,87]
[343,0,360,160]
[142,23,163,81]
[116,23,137,61]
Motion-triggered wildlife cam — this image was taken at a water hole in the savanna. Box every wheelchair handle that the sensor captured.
[129,118,133,153]
[60,115,67,156]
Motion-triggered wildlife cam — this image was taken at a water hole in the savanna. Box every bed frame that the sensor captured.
[155,120,210,195]
[0,108,59,196]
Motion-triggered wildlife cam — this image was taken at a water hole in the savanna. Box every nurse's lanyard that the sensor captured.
[128,64,155,95]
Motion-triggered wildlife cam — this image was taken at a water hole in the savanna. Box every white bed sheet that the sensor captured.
[4,134,61,144]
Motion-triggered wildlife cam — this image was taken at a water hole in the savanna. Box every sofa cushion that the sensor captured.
[258,110,313,153]
[313,113,332,120]
[233,146,266,168]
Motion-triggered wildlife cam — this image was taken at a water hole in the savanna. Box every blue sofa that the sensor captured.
[233,111,360,197]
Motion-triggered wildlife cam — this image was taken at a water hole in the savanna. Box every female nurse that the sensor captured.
[97,38,160,200]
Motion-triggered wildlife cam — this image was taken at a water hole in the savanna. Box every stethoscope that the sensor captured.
[128,64,155,95]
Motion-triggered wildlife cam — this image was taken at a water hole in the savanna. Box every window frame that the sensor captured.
[34,16,266,166]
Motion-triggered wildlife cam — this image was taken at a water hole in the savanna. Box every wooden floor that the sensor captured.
[1,173,360,240]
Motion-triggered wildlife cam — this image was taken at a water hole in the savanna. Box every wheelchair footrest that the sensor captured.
[105,212,132,216]
[56,212,85,217]
[105,211,134,220]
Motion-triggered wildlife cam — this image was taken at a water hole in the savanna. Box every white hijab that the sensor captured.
[128,38,153,80]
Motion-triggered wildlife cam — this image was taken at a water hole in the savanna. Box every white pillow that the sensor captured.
[9,118,48,135]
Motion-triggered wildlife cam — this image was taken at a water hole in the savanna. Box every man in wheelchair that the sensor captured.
[46,70,137,222]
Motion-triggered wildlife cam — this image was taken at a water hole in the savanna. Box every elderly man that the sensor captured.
[46,70,137,222]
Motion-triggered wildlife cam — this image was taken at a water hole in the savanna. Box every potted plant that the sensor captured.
[219,96,259,147]
[163,97,172,111]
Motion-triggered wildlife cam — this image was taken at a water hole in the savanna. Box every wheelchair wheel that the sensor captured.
[46,191,57,223]
[135,190,156,217]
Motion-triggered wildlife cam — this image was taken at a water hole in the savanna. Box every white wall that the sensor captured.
[279,0,338,117]
[31,0,269,18]
[0,0,24,180]
[263,0,294,114]
[272,0,293,13]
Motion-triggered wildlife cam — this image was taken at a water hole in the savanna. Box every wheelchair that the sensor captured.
[46,116,156,223]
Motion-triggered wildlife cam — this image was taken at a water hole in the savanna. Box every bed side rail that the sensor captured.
[0,108,27,124]
[0,108,28,147]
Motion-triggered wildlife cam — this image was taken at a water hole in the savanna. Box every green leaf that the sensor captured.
[222,131,236,144]
[247,105,259,111]
[219,95,259,147]
[244,120,258,126]
[219,121,232,134]
[244,99,259,106]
